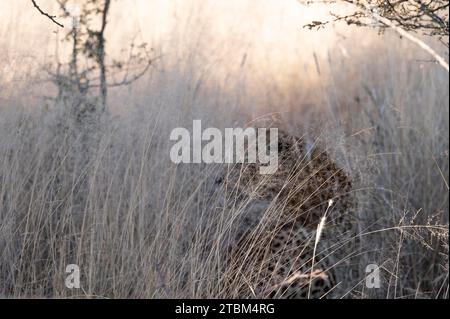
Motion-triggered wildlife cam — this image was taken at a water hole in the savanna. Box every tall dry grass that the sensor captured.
[0,1,448,299]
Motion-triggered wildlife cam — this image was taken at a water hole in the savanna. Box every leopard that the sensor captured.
[216,129,360,299]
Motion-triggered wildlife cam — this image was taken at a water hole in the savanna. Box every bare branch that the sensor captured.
[299,0,449,41]
[371,9,449,72]
[299,0,450,69]
[31,0,64,28]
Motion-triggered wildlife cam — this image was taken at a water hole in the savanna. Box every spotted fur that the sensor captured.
[220,130,359,298]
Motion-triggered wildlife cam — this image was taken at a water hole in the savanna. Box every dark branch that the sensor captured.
[31,0,64,28]
[298,0,449,42]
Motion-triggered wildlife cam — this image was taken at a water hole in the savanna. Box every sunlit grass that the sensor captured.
[0,0,448,299]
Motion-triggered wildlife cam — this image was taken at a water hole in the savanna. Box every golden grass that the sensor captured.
[0,1,448,299]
